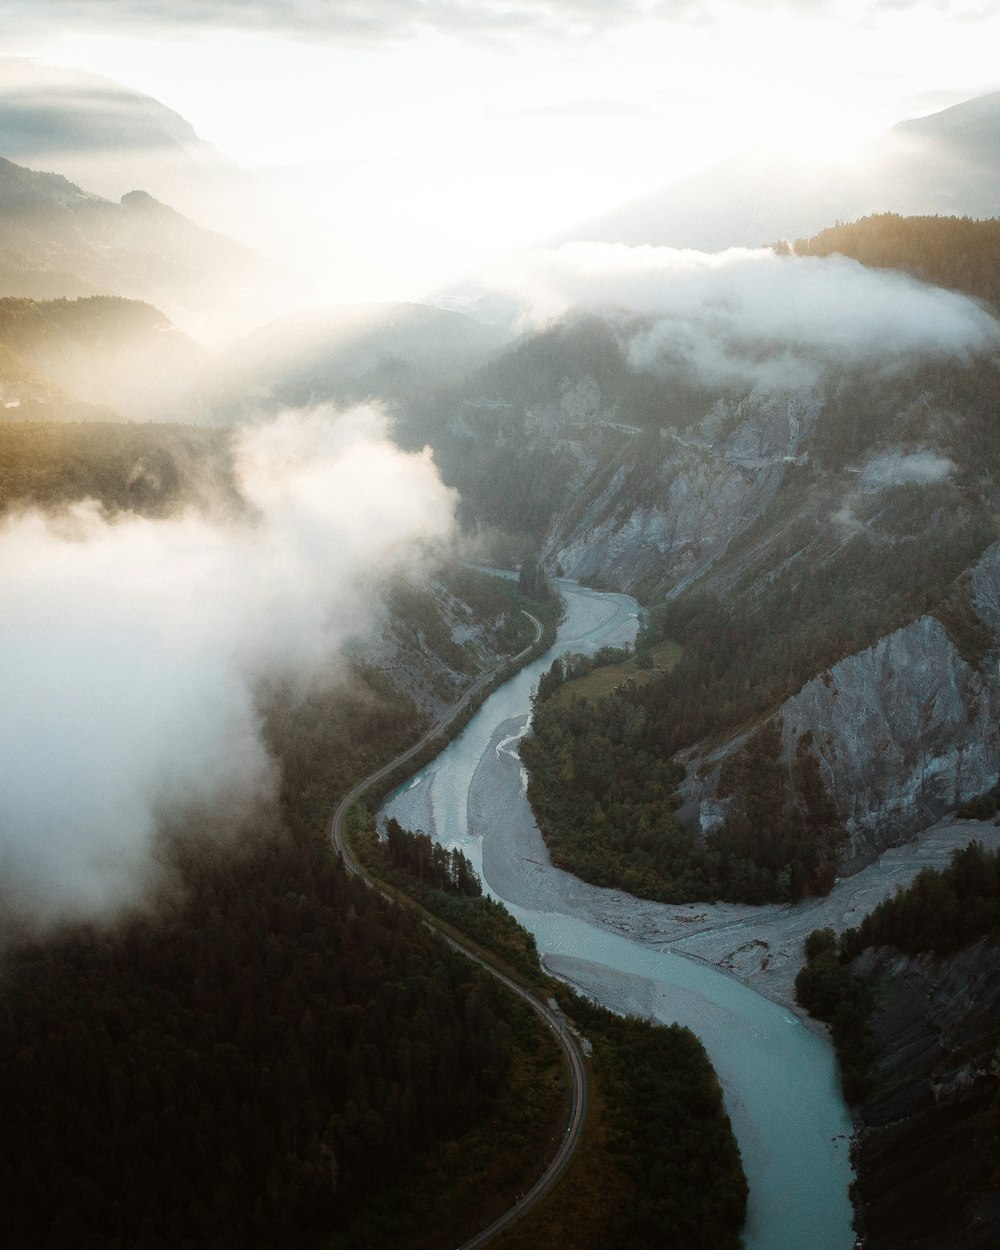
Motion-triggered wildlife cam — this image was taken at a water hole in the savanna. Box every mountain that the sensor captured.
[0,155,285,342]
[388,217,1000,898]
[560,91,1000,250]
[0,61,318,338]
[206,302,511,420]
[0,294,206,422]
[0,59,257,246]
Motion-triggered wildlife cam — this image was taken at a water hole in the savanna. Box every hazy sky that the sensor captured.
[7,0,1000,298]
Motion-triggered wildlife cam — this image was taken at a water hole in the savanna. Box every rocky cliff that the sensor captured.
[391,277,1000,880]
[349,570,535,719]
[680,544,1000,870]
[544,385,821,592]
[850,939,1000,1249]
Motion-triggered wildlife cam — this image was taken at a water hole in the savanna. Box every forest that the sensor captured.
[0,618,583,1250]
[796,840,1000,1099]
[349,817,748,1250]
[0,420,240,516]
[793,213,1000,310]
[524,675,846,904]
[0,418,748,1248]
[0,425,555,1249]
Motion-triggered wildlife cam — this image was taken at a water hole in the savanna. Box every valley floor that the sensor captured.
[437,699,1000,1024]
[552,817,1000,1019]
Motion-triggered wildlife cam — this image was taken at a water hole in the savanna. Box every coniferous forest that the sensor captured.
[0,420,747,1250]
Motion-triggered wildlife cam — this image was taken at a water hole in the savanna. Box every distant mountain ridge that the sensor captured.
[0,59,247,236]
[0,293,206,422]
[0,154,283,340]
[0,58,320,331]
[560,90,1000,250]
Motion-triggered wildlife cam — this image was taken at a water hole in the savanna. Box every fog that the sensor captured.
[489,243,1000,389]
[0,406,455,931]
[860,450,956,488]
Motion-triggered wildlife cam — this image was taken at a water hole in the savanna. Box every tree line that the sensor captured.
[793,213,1000,311]
[351,815,748,1250]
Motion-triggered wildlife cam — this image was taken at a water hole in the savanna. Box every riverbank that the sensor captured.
[383,580,856,1250]
[470,708,1000,1021]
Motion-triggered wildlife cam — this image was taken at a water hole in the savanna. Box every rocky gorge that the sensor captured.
[680,543,1000,870]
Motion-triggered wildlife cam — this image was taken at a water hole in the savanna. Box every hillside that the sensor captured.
[0,295,206,421]
[794,213,1000,310]
[0,421,746,1249]
[207,302,509,421]
[0,155,282,340]
[557,90,1000,250]
[389,217,1000,903]
[0,422,556,1247]
[796,843,1000,1248]
[0,419,241,515]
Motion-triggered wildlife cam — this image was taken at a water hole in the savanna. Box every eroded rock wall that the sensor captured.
[680,544,1000,869]
[851,939,1000,1250]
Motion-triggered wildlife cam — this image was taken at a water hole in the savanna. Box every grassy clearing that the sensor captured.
[553,639,682,706]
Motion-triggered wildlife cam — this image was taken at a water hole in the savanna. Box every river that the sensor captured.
[381,580,855,1250]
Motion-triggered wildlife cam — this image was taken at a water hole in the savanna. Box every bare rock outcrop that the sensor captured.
[680,544,1000,870]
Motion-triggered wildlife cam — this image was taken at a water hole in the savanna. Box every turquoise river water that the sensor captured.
[382,580,855,1250]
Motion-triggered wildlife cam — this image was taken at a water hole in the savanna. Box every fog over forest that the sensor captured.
[3,5,1000,1250]
[0,407,455,928]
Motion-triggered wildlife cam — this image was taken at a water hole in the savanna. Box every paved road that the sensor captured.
[329,611,591,1249]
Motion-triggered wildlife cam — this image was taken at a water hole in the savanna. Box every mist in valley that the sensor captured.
[0,406,455,931]
[4,6,1000,1250]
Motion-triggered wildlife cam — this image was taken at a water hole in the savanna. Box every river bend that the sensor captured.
[382,581,854,1250]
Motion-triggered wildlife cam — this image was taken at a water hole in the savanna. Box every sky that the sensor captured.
[6,0,1000,302]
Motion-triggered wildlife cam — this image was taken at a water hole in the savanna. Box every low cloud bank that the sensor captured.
[861,450,956,488]
[0,406,455,930]
[489,242,1000,389]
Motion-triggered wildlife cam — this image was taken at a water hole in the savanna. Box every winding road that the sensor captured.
[329,610,590,1249]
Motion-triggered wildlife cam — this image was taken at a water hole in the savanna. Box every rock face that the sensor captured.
[781,614,1000,867]
[413,310,1000,868]
[542,386,821,592]
[851,940,1000,1249]
[349,573,529,719]
[680,545,1000,870]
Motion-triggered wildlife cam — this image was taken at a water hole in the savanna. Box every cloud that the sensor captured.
[1,0,853,43]
[493,97,667,123]
[0,405,455,930]
[9,1,646,41]
[486,242,1000,389]
[860,450,956,487]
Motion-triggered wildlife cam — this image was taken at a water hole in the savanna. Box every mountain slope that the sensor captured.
[397,217,1000,899]
[559,91,1000,250]
[793,213,1000,310]
[208,302,509,420]
[0,58,252,242]
[0,155,278,340]
[0,295,206,422]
